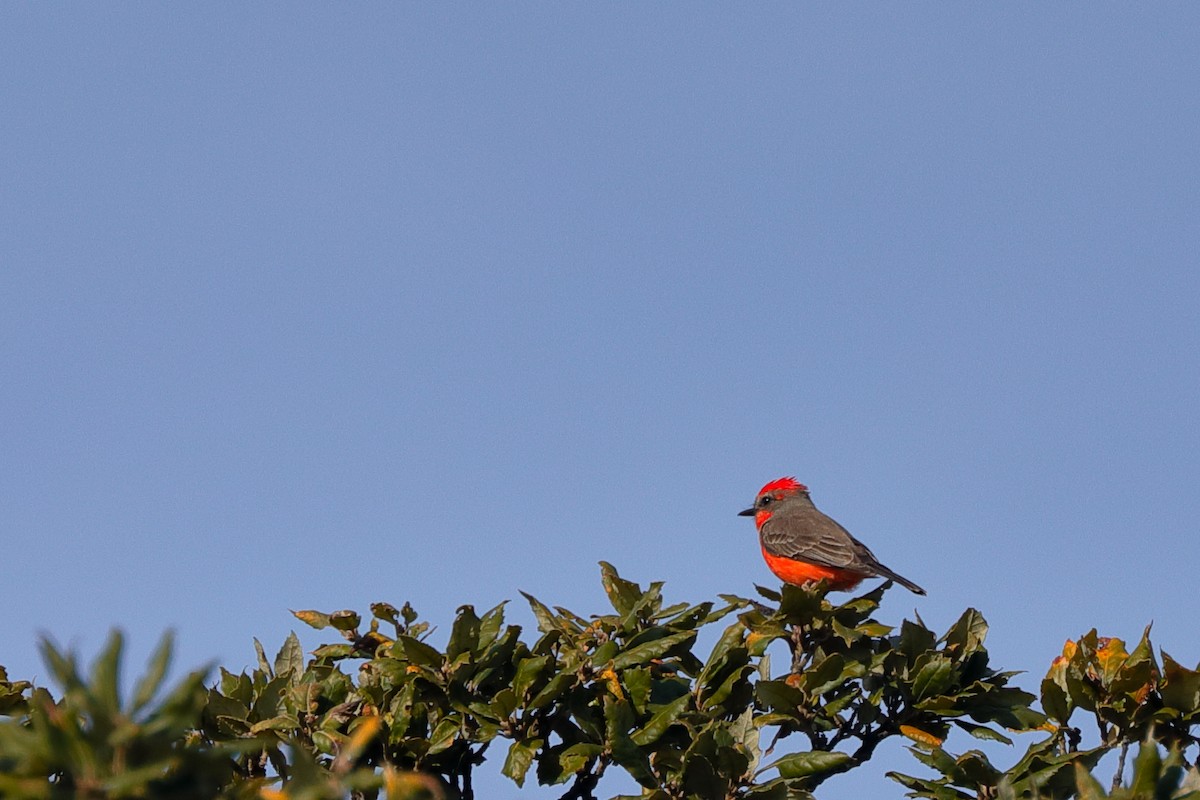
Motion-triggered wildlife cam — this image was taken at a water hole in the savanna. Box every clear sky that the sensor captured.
[3,6,1198,798]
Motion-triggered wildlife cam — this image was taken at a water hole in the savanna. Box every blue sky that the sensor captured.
[3,6,1198,797]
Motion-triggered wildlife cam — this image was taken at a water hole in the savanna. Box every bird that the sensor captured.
[739,476,925,595]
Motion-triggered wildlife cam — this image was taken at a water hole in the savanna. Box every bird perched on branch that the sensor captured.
[739,477,925,595]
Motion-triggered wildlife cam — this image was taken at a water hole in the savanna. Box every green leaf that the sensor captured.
[764,750,852,779]
[778,584,825,621]
[756,679,805,713]
[447,605,481,659]
[858,621,893,637]
[1112,626,1158,700]
[205,688,250,723]
[330,610,361,632]
[1162,651,1200,714]
[954,720,1012,745]
[512,655,551,699]
[907,744,958,774]
[604,694,636,739]
[521,591,569,635]
[803,653,855,696]
[959,686,1043,730]
[312,644,355,659]
[612,631,696,670]
[701,661,753,710]
[1040,673,1071,724]
[953,749,1003,785]
[942,609,988,655]
[145,665,211,735]
[1074,760,1107,800]
[502,738,541,787]
[370,602,399,625]
[130,631,173,715]
[218,668,252,705]
[91,629,124,714]
[697,623,747,687]
[396,635,443,669]
[249,715,299,734]
[631,694,690,746]
[427,716,460,754]
[1129,738,1161,795]
[477,601,508,650]
[743,778,794,799]
[898,619,937,664]
[527,671,576,711]
[601,561,642,616]
[39,638,80,691]
[475,624,521,672]
[608,710,655,788]
[273,632,304,679]
[681,749,722,797]
[559,742,603,777]
[253,637,272,676]
[624,666,652,711]
[478,687,517,721]
[887,770,963,798]
[251,675,289,720]
[912,654,956,702]
[1006,742,1107,798]
[754,584,782,602]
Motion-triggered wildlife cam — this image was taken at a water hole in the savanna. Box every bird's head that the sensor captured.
[738,476,809,526]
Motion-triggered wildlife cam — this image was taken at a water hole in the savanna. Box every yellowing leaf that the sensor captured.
[345,716,381,753]
[599,667,625,700]
[383,766,447,799]
[900,725,945,747]
[1096,637,1130,686]
[292,610,330,629]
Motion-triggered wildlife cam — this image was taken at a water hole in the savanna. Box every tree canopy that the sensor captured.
[2,563,1198,799]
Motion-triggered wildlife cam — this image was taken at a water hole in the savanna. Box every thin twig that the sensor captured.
[827,704,860,749]
[1111,741,1129,792]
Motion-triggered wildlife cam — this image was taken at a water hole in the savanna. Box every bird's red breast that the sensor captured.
[760,545,867,591]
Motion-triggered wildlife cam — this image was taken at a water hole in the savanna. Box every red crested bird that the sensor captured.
[739,477,925,595]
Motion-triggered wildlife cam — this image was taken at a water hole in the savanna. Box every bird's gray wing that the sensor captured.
[759,509,871,569]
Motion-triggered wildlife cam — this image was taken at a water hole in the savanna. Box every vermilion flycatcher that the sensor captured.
[739,477,926,595]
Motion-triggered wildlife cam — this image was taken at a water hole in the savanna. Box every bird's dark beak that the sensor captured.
[737,507,756,517]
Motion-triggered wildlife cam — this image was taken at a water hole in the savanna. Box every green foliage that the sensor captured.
[0,631,235,799]
[1,564,1199,799]
[1072,739,1200,800]
[886,623,1200,800]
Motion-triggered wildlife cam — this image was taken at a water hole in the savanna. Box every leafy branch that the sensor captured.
[2,563,1199,799]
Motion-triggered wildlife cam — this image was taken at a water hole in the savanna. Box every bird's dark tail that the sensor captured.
[877,566,926,595]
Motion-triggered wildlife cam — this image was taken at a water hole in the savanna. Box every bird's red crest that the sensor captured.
[758,476,808,496]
